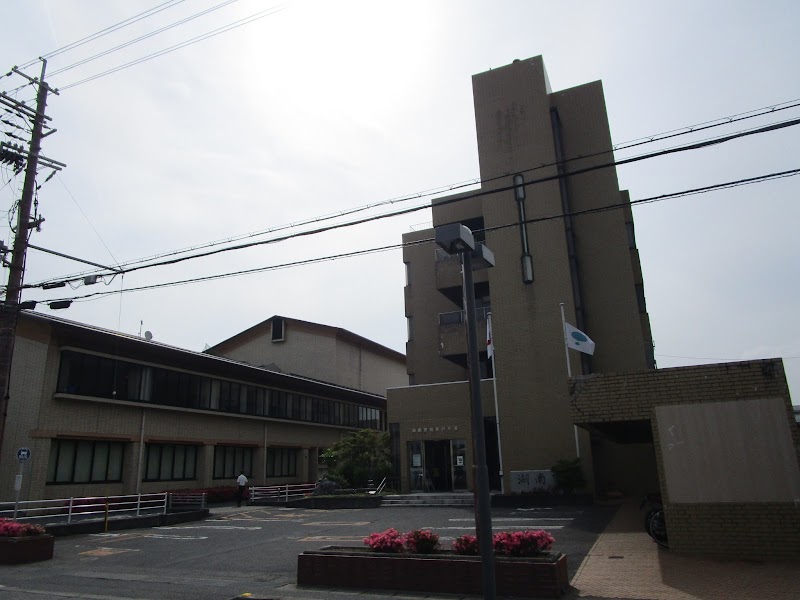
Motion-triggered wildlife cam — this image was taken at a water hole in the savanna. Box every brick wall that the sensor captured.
[570,358,800,559]
[666,503,800,559]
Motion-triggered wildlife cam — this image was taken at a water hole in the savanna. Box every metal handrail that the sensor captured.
[167,492,207,510]
[249,483,316,504]
[1,493,168,524]
[439,306,491,326]
[368,477,387,495]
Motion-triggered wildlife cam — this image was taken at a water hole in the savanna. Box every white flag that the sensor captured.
[564,322,595,355]
[486,313,494,360]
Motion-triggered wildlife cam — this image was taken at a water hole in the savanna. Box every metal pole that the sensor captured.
[136,410,146,495]
[560,303,581,459]
[462,251,496,600]
[488,312,504,495]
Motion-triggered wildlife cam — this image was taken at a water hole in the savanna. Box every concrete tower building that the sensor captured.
[388,56,656,495]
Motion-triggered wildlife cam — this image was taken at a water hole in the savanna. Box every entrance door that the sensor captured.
[424,440,452,492]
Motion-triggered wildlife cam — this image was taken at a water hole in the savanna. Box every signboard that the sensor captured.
[510,469,555,494]
[16,447,31,462]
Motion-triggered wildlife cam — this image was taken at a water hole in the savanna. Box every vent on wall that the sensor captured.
[271,316,285,342]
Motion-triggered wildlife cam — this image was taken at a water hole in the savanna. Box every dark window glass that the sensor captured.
[46,439,124,484]
[267,447,297,477]
[271,317,285,342]
[143,443,198,482]
[213,445,253,479]
[55,351,384,431]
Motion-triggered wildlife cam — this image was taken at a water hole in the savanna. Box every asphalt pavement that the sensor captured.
[0,501,616,600]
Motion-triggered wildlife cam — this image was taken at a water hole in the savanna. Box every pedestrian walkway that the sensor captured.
[570,500,799,600]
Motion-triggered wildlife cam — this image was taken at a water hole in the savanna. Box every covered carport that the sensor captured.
[570,358,800,559]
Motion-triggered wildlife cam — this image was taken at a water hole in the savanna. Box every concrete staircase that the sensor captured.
[381,493,475,507]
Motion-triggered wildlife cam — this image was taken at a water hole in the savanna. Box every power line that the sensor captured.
[21,109,800,291]
[58,4,288,90]
[48,0,247,78]
[28,166,799,306]
[56,174,120,267]
[38,116,800,284]
[656,353,800,362]
[18,0,188,69]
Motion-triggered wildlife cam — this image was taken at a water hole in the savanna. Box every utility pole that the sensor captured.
[0,60,58,467]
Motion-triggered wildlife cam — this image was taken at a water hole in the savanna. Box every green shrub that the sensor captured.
[550,458,585,493]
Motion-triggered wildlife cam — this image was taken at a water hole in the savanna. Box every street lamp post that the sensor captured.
[434,223,496,600]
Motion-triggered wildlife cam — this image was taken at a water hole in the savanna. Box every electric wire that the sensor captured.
[58,4,288,90]
[48,0,248,78]
[56,173,120,267]
[20,104,800,290]
[29,166,799,305]
[656,353,800,361]
[20,114,800,293]
[18,0,188,69]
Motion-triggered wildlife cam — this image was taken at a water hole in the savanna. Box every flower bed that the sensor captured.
[0,519,54,564]
[297,528,569,598]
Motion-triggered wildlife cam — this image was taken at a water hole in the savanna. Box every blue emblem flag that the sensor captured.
[564,322,595,355]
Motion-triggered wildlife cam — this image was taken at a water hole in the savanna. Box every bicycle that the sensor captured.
[640,493,669,548]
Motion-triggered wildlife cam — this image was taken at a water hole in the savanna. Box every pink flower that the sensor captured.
[0,518,46,537]
[364,528,404,552]
[404,529,440,554]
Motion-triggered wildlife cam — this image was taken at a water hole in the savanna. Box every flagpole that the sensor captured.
[560,303,580,459]
[488,312,504,494]
[559,303,572,378]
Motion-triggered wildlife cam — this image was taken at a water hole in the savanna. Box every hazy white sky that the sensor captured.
[1,0,798,399]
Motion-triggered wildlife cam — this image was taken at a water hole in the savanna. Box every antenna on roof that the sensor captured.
[144,331,153,341]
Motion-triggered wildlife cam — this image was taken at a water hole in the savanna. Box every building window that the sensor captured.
[267,447,297,477]
[47,439,124,484]
[144,443,198,481]
[213,446,253,479]
[56,351,383,430]
[271,317,285,342]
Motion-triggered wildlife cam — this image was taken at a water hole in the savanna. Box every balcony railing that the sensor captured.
[438,307,490,326]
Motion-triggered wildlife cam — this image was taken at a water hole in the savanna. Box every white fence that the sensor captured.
[249,483,316,504]
[1,493,168,524]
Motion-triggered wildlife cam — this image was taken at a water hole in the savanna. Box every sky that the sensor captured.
[1,0,798,400]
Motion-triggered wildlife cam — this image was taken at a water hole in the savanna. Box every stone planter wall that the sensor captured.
[0,535,55,564]
[297,548,569,598]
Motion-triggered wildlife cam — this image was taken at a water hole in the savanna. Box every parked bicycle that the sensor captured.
[640,493,668,547]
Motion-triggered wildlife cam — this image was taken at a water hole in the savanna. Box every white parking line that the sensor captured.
[141,533,208,540]
[448,518,574,522]
[302,521,370,526]
[159,525,262,530]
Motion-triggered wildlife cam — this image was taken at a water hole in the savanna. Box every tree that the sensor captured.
[320,429,391,488]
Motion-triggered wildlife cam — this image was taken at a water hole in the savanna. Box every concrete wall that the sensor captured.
[397,56,651,495]
[214,319,406,396]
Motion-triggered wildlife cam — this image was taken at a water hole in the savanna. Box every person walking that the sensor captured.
[236,471,248,507]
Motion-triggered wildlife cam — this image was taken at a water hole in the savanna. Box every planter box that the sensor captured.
[297,547,569,598]
[0,535,55,564]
